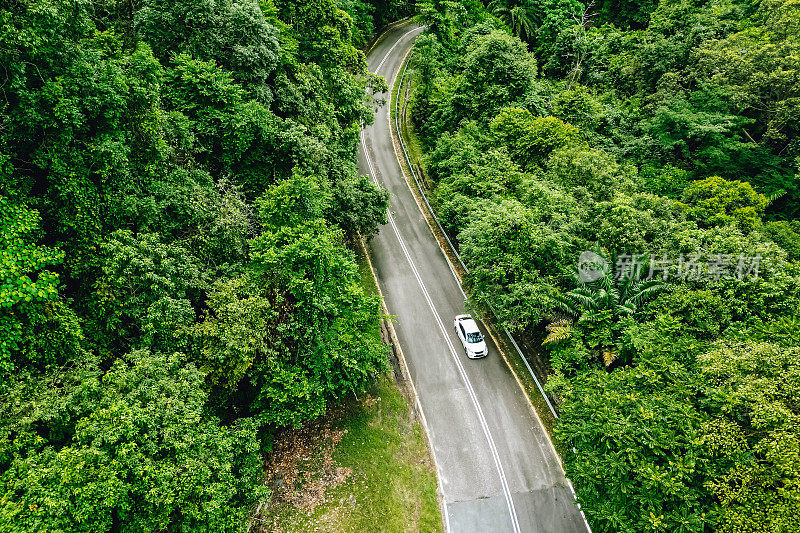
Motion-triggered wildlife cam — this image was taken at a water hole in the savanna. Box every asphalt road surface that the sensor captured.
[359,21,589,533]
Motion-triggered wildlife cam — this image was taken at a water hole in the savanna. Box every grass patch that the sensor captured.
[257,377,442,532]
[398,73,427,175]
[353,239,380,297]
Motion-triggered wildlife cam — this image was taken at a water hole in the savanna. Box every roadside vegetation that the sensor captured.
[256,376,442,532]
[0,0,422,530]
[409,0,800,531]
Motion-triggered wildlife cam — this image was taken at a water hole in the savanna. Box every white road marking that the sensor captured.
[374,26,425,75]
[390,50,469,302]
[387,45,594,533]
[368,23,522,533]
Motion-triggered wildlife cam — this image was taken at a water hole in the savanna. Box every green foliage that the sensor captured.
[340,0,377,48]
[553,266,664,365]
[415,0,485,46]
[486,0,583,63]
[134,0,280,100]
[596,0,658,29]
[553,319,800,532]
[762,219,800,260]
[0,351,266,533]
[647,287,731,339]
[637,164,689,198]
[490,108,582,170]
[91,230,202,355]
[641,75,754,176]
[408,0,800,527]
[591,200,655,255]
[430,125,525,233]
[488,1,535,41]
[553,353,713,532]
[681,176,768,232]
[0,0,396,527]
[544,144,635,201]
[551,84,603,130]
[198,208,387,426]
[460,198,569,330]
[452,29,537,123]
[0,198,63,372]
[696,0,800,148]
[700,339,800,532]
[329,175,390,238]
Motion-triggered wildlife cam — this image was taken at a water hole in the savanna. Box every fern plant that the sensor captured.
[543,319,574,345]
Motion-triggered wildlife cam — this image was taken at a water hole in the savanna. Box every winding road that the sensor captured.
[359,21,588,533]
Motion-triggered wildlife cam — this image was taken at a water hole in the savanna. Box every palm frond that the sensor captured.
[566,291,598,312]
[551,294,582,317]
[767,189,787,204]
[617,275,635,301]
[627,280,664,307]
[509,6,535,39]
[608,286,621,304]
[487,0,510,20]
[542,319,573,345]
[616,302,635,316]
[571,287,595,298]
[486,0,506,11]
[598,272,614,291]
[602,347,618,367]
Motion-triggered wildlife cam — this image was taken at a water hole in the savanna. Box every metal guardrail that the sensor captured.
[392,51,560,421]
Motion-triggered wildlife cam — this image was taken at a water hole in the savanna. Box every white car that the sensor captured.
[454,314,488,358]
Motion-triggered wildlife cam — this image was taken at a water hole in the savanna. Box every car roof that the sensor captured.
[460,318,481,334]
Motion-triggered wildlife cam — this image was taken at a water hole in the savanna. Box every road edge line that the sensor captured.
[362,25,451,531]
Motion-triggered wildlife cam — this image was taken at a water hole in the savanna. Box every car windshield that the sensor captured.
[466,332,483,343]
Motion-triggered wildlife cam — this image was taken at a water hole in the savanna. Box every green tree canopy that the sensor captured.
[0,198,63,372]
[197,190,387,426]
[680,176,768,231]
[452,29,537,122]
[0,0,402,528]
[0,351,266,533]
[490,108,582,170]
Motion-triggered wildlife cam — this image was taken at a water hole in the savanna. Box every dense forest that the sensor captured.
[0,0,412,530]
[4,0,800,530]
[411,0,800,531]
